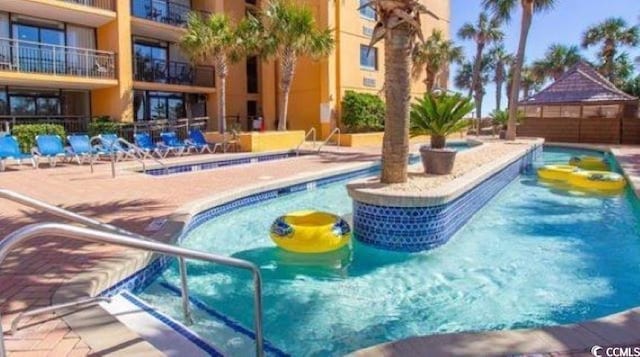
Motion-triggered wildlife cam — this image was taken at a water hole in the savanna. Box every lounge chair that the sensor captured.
[134,133,168,159]
[159,132,190,156]
[33,135,70,167]
[67,135,97,164]
[98,134,137,161]
[0,136,35,171]
[186,128,222,154]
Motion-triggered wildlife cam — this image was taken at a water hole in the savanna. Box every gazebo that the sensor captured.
[517,61,639,144]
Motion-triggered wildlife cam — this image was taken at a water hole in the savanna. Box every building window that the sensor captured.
[246,56,259,94]
[360,45,377,70]
[358,0,376,20]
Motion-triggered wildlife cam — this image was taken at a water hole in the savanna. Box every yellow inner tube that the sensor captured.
[569,156,609,171]
[568,170,626,191]
[270,210,351,253]
[537,165,579,181]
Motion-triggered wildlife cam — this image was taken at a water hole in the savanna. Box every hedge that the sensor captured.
[88,116,120,137]
[12,124,66,153]
[341,90,385,133]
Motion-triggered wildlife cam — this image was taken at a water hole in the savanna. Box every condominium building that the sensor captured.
[0,0,450,138]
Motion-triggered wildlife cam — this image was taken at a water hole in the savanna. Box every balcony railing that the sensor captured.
[134,56,215,87]
[0,115,90,134]
[0,38,116,79]
[58,0,115,11]
[132,0,208,27]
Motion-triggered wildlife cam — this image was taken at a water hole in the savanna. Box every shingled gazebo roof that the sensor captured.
[520,61,638,105]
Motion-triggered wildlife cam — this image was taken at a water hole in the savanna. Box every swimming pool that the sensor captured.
[135,146,640,356]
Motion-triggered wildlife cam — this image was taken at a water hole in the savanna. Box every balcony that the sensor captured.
[131,0,210,42]
[0,0,116,27]
[0,38,117,89]
[132,0,203,27]
[58,0,114,11]
[134,56,215,89]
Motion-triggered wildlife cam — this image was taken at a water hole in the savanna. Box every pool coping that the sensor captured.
[49,140,640,356]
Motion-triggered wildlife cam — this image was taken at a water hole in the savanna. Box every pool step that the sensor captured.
[100,292,216,357]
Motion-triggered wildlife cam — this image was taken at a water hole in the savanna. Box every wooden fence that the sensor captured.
[517,117,640,144]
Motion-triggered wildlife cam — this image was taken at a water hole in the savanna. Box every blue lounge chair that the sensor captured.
[67,135,97,164]
[186,128,222,154]
[0,136,35,171]
[134,133,168,159]
[33,135,70,167]
[159,132,190,156]
[98,134,136,161]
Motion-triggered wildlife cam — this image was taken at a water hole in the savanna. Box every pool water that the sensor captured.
[137,147,640,356]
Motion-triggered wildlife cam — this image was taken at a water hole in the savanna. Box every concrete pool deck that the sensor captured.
[0,140,639,356]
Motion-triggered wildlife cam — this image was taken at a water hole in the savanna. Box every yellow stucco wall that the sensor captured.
[205,130,305,152]
[91,0,133,122]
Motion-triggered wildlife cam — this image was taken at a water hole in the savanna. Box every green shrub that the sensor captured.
[88,116,120,137]
[12,124,66,153]
[341,90,385,133]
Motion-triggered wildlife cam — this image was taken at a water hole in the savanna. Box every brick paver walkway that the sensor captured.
[0,148,381,356]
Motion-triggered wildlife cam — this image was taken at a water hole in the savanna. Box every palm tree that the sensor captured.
[487,44,513,110]
[181,13,249,134]
[454,60,474,98]
[253,0,334,131]
[582,17,639,82]
[610,52,636,88]
[455,56,492,132]
[458,12,504,119]
[531,44,582,81]
[412,29,463,92]
[362,0,439,184]
[483,0,555,141]
[520,65,544,99]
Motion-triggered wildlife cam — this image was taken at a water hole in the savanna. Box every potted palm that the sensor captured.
[410,92,473,175]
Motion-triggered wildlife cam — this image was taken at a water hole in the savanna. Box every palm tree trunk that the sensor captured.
[472,42,485,118]
[604,39,615,82]
[381,24,412,184]
[278,51,296,131]
[215,58,228,134]
[506,1,533,141]
[495,66,503,111]
[425,68,436,92]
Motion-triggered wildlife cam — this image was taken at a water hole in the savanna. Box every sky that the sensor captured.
[448,0,640,116]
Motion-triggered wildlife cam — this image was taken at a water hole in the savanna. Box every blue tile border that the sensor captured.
[120,291,223,357]
[145,152,303,176]
[351,145,543,252]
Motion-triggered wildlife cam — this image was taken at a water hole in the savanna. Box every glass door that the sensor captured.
[134,41,168,83]
[12,23,65,74]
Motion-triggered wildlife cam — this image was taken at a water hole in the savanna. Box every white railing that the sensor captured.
[59,0,115,11]
[0,37,116,79]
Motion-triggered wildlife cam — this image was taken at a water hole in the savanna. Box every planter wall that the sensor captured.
[205,130,305,152]
[338,131,466,147]
[348,143,543,252]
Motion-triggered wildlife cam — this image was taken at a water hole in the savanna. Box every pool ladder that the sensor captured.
[0,189,265,357]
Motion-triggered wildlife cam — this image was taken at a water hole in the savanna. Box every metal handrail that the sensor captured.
[0,223,265,357]
[91,136,169,178]
[317,127,341,153]
[295,127,317,155]
[0,189,190,327]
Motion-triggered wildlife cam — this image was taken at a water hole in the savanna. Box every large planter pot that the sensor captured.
[499,129,507,140]
[419,145,457,175]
